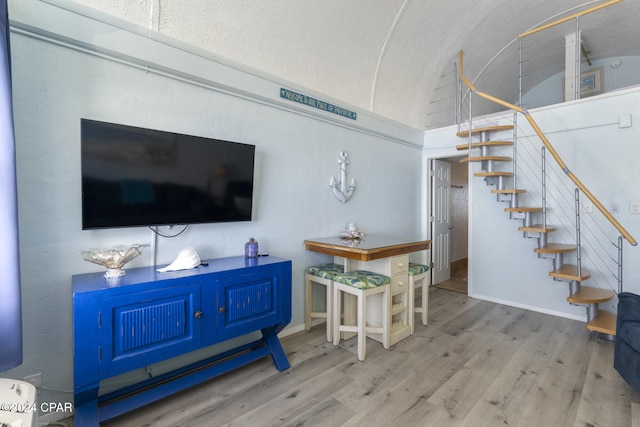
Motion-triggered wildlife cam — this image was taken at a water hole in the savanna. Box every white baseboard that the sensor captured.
[468,292,587,323]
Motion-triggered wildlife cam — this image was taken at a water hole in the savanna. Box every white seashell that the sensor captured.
[157,247,201,272]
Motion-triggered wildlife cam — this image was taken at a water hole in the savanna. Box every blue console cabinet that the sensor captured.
[72,255,292,426]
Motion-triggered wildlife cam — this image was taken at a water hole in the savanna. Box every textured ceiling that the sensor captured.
[73,0,640,130]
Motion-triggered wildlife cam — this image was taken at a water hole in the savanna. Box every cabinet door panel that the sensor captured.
[100,283,201,376]
[218,269,283,338]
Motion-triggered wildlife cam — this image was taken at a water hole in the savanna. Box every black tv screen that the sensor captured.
[81,119,255,229]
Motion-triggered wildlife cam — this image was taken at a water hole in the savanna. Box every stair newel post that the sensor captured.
[541,147,547,230]
[480,131,489,173]
[574,188,582,278]
[618,235,624,294]
[512,112,518,202]
[535,146,547,249]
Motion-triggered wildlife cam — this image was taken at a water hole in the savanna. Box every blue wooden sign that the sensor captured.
[280,88,357,120]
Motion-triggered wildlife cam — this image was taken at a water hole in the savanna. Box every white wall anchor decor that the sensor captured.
[329,151,356,203]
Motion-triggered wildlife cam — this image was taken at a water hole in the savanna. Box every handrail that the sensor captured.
[458,50,637,246]
[517,0,623,39]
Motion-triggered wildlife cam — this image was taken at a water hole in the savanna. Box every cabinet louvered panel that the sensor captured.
[227,281,272,322]
[118,300,187,352]
[108,286,199,365]
[220,273,281,338]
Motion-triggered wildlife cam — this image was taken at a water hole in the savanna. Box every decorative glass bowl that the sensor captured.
[81,244,149,279]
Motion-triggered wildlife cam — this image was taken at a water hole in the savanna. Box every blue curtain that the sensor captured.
[0,0,22,371]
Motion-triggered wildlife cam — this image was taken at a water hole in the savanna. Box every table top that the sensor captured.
[304,234,430,262]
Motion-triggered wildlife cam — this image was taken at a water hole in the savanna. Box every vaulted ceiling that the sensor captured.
[73,0,640,130]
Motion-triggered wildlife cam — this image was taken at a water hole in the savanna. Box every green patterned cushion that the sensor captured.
[334,270,391,289]
[408,263,430,276]
[305,263,345,280]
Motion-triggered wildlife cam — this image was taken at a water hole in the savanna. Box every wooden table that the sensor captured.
[304,235,430,346]
[304,235,430,262]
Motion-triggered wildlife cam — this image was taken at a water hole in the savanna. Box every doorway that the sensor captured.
[430,156,468,294]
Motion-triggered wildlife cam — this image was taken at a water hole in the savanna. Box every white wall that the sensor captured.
[3,0,425,418]
[424,87,640,320]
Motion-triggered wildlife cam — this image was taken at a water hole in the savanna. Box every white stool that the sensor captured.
[408,263,430,334]
[333,270,391,361]
[305,263,344,342]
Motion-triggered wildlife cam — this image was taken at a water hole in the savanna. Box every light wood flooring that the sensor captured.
[80,288,640,426]
[433,270,468,294]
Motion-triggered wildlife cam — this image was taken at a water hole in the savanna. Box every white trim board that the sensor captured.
[10,0,424,147]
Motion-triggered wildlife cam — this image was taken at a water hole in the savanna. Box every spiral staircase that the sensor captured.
[456,123,623,336]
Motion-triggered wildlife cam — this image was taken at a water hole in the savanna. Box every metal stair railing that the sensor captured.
[458,107,630,308]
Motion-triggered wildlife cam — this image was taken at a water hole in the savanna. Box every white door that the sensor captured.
[432,159,451,284]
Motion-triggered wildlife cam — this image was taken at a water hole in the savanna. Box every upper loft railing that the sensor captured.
[427,0,640,131]
[516,0,624,106]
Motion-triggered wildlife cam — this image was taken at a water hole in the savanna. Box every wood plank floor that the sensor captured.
[90,288,640,427]
[433,267,468,294]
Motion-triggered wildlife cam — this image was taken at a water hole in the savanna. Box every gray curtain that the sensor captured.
[0,0,22,371]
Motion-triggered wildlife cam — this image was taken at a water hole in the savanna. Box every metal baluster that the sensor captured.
[618,235,624,294]
[541,147,547,230]
[575,189,582,278]
[468,85,472,152]
[518,38,523,108]
[455,61,460,128]
[575,17,581,100]
[513,112,518,197]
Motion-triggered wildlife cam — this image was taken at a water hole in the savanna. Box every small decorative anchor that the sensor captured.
[329,151,356,203]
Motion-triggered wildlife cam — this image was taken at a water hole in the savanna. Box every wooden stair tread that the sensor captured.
[491,189,526,194]
[504,207,542,213]
[534,243,577,254]
[567,286,614,304]
[460,156,511,163]
[456,125,514,137]
[587,310,617,335]
[518,224,556,233]
[549,264,591,281]
[475,171,514,177]
[456,141,513,150]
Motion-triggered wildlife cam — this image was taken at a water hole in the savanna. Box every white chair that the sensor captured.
[333,270,391,361]
[305,263,344,342]
[408,263,430,334]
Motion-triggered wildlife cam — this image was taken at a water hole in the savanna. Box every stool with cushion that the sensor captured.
[332,270,391,361]
[408,263,430,333]
[305,263,345,342]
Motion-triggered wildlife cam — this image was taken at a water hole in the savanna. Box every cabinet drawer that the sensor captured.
[390,274,408,294]
[390,255,408,276]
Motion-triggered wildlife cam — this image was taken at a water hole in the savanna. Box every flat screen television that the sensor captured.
[81,119,256,229]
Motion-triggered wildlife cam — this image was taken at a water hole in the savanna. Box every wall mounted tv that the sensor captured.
[81,119,256,229]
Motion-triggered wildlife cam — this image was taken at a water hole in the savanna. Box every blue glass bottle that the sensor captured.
[245,238,258,258]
